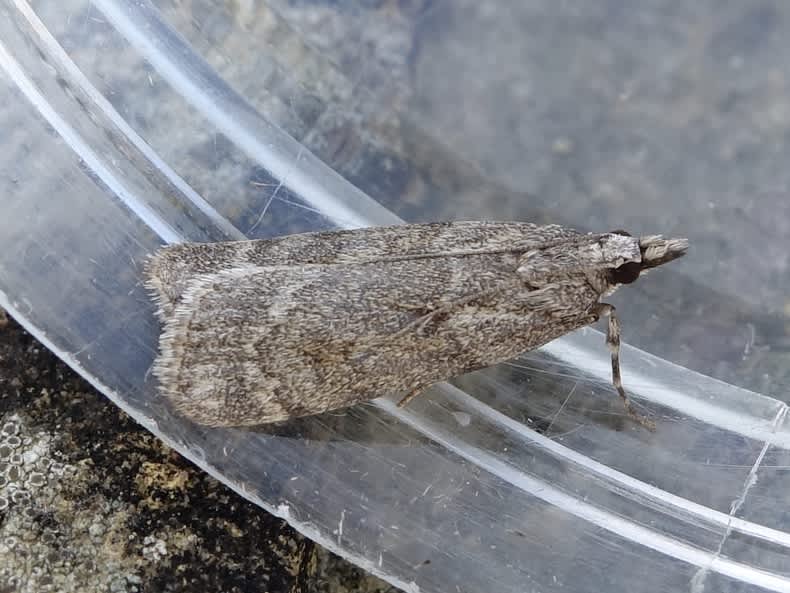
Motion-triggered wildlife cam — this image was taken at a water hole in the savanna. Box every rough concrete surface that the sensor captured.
[0,316,398,593]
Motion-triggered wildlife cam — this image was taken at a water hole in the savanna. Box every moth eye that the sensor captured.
[611,261,641,284]
[610,229,632,237]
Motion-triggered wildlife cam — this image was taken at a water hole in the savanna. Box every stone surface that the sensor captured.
[0,317,398,593]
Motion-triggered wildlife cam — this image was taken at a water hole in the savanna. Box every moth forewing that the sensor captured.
[146,221,581,318]
[146,222,688,428]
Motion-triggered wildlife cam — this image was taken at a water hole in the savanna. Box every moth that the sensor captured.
[145,221,688,429]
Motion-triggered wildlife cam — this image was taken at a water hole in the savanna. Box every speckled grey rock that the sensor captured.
[0,317,398,593]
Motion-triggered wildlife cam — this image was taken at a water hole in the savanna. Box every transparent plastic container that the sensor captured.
[2,1,790,591]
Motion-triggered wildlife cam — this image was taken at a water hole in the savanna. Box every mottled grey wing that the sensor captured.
[145,221,582,320]
[154,252,601,427]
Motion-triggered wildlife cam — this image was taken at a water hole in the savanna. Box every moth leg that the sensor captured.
[595,303,656,431]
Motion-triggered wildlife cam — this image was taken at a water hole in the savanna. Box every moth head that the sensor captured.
[609,230,688,285]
